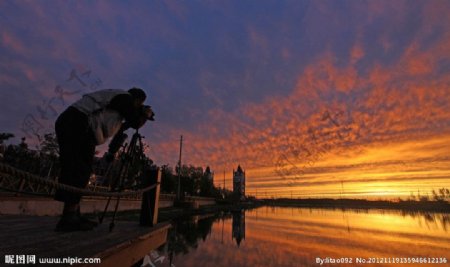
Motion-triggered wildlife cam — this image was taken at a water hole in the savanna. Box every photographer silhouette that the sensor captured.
[54,87,154,232]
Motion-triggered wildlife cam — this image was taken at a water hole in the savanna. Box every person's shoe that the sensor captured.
[55,213,95,232]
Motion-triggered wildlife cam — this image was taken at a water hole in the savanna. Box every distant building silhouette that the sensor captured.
[233,165,245,201]
[232,210,246,247]
[205,166,214,183]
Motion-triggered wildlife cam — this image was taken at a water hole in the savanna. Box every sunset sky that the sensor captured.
[1,0,449,199]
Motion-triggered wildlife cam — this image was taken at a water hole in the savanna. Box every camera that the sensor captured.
[142,105,155,121]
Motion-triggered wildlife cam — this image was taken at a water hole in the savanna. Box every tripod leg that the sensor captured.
[106,131,141,232]
[101,165,126,225]
[99,196,113,224]
[102,151,128,225]
[109,196,121,232]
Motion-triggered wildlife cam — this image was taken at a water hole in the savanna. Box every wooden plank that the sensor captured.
[88,223,170,267]
[0,215,170,265]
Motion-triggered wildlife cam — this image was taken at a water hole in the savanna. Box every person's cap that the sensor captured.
[128,87,146,101]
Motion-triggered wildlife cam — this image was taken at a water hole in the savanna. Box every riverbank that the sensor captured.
[110,201,262,222]
[110,198,449,223]
[262,198,450,213]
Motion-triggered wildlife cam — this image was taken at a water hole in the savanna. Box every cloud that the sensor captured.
[1,0,449,198]
[148,0,450,199]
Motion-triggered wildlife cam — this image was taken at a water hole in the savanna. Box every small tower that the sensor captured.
[205,166,214,183]
[233,165,246,201]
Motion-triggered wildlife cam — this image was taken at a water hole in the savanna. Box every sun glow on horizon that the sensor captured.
[243,134,450,199]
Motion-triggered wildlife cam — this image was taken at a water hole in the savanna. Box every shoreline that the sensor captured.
[112,199,449,223]
[261,198,450,213]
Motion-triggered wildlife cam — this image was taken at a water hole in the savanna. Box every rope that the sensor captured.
[0,162,158,197]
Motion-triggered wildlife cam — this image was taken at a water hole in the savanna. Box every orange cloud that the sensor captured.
[150,17,450,199]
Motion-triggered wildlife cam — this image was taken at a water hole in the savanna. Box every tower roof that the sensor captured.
[236,165,244,173]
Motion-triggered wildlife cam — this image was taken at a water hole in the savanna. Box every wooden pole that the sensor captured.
[140,168,161,226]
[176,135,183,201]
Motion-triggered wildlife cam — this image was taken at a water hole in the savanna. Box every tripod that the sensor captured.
[99,130,149,232]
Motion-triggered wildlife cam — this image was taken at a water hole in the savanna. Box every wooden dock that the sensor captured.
[0,215,171,266]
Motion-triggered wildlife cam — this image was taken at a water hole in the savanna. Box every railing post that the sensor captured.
[140,167,161,226]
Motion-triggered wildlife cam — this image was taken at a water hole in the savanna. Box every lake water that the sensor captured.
[137,207,449,267]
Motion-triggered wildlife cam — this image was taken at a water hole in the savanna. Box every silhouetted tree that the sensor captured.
[40,133,59,160]
[0,132,14,144]
[178,165,203,196]
[160,164,177,194]
[199,166,215,197]
[432,188,450,202]
[19,137,28,150]
[160,163,220,197]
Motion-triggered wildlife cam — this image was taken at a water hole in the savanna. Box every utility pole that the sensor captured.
[176,135,183,201]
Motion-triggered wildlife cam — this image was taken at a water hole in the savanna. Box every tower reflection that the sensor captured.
[232,210,246,247]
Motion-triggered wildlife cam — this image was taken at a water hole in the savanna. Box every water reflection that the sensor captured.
[136,208,449,267]
[166,215,216,260]
[232,210,245,247]
[400,210,450,232]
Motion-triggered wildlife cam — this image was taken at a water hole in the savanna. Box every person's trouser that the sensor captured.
[54,107,96,205]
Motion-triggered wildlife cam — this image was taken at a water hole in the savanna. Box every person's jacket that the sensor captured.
[71,89,138,145]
